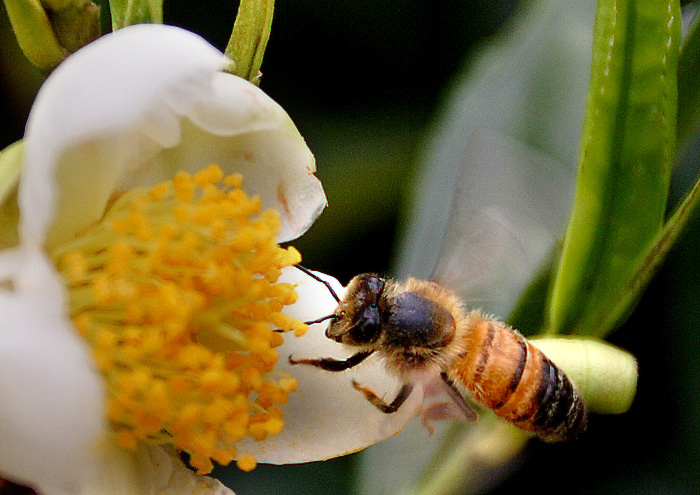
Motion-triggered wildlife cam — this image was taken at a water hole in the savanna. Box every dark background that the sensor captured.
[1,1,697,494]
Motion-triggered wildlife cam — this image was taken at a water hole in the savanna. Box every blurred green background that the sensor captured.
[1,1,698,494]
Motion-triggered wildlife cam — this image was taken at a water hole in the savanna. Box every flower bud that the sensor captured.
[532,336,638,414]
[50,2,101,54]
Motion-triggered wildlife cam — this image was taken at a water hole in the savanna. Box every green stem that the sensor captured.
[109,0,162,30]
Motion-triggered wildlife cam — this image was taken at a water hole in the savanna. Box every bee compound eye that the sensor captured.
[350,307,381,344]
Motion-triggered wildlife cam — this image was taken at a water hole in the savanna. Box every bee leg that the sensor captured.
[288,350,374,371]
[441,373,478,421]
[351,380,414,414]
[420,402,469,435]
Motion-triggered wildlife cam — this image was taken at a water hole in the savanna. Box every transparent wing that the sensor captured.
[430,129,575,317]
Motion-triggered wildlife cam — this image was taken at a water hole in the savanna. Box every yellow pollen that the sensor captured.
[52,165,307,474]
[236,455,257,472]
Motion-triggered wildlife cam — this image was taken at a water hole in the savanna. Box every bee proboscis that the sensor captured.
[290,268,587,441]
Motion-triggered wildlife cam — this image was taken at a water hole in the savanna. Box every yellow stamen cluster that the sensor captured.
[52,165,306,474]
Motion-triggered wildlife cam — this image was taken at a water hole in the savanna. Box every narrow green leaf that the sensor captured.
[224,0,275,84]
[3,0,66,69]
[609,162,700,331]
[0,141,23,205]
[608,10,700,332]
[507,256,555,336]
[548,0,681,337]
[0,141,23,249]
[109,0,163,30]
[677,9,700,145]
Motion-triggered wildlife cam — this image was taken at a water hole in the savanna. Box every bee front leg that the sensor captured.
[289,350,374,371]
[351,380,414,414]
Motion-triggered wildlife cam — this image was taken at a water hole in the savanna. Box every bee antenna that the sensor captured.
[294,264,341,303]
[304,314,337,325]
[272,313,336,333]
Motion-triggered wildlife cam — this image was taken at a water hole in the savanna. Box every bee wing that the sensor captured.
[430,129,575,316]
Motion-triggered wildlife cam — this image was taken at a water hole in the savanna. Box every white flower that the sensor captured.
[0,23,350,495]
[20,25,324,250]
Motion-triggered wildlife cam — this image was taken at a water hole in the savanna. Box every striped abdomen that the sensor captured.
[449,314,587,441]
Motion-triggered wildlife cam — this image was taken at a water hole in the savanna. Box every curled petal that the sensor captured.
[21,24,225,248]
[22,24,325,248]
[139,72,325,242]
[243,268,422,463]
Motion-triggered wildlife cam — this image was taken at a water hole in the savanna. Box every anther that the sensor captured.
[52,165,304,474]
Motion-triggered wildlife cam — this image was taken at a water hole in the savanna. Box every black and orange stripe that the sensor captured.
[450,314,587,441]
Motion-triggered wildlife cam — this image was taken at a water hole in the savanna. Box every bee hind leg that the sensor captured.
[416,374,477,434]
[440,373,478,420]
[351,380,414,414]
[420,402,473,435]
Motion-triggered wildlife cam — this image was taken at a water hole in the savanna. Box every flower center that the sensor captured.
[51,165,306,473]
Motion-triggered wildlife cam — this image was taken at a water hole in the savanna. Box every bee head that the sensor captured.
[326,273,386,346]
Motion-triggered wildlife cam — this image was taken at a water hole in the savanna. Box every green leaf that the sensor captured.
[3,0,66,69]
[360,2,597,494]
[677,7,700,145]
[224,0,275,84]
[0,140,23,205]
[0,141,23,249]
[616,157,700,322]
[615,10,700,329]
[109,0,163,30]
[507,254,556,336]
[548,0,681,337]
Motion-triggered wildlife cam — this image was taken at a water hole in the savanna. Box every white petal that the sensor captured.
[80,444,235,495]
[130,72,326,242]
[21,24,226,248]
[0,253,105,495]
[21,24,324,248]
[242,268,422,463]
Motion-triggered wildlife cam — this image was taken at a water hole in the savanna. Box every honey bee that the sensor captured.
[290,269,587,441]
[289,130,585,441]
